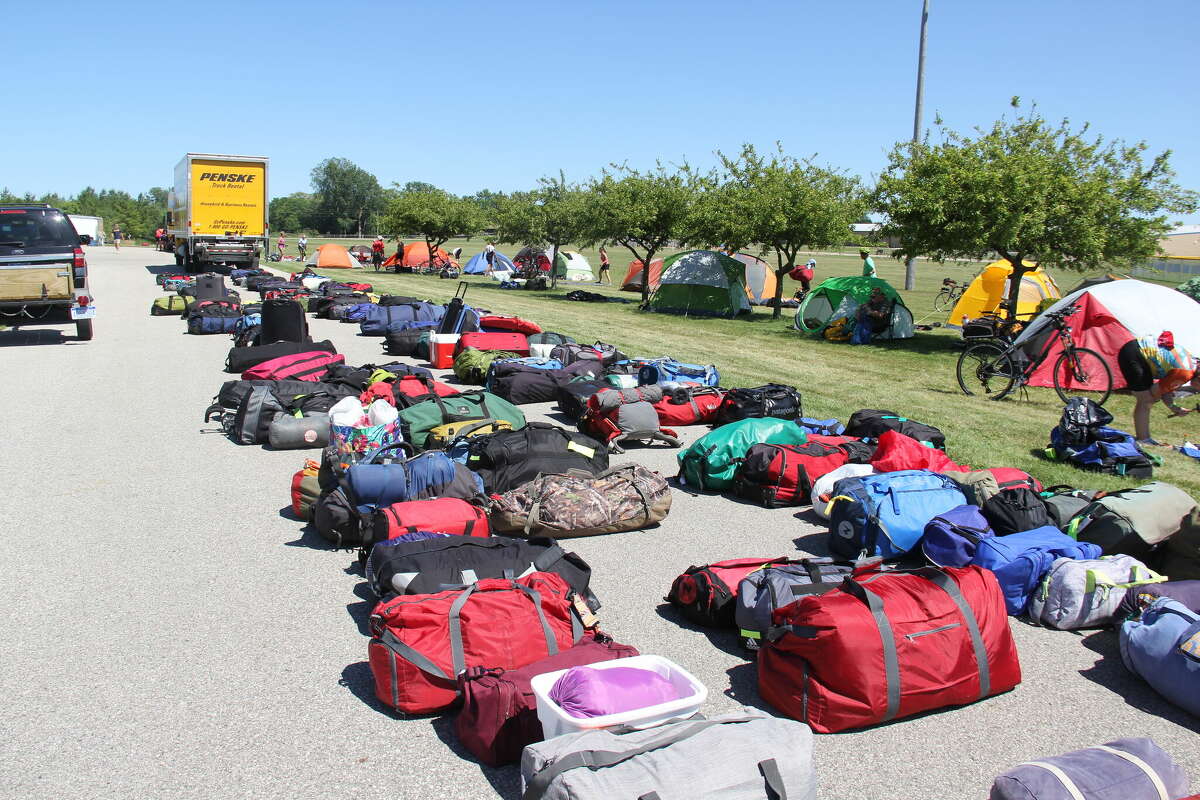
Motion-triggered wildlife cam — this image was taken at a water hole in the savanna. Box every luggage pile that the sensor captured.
[159,264,1199,796]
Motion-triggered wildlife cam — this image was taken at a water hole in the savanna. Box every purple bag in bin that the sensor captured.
[549,666,681,719]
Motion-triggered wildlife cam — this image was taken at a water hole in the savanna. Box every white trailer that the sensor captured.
[68,214,104,245]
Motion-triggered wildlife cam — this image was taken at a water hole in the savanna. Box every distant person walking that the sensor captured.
[154,227,164,250]
[860,248,876,278]
[597,246,612,285]
[371,235,386,271]
[112,224,122,251]
[297,235,308,261]
[484,242,496,275]
[276,234,286,260]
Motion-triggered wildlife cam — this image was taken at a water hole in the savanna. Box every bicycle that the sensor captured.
[955,303,1113,404]
[933,277,966,311]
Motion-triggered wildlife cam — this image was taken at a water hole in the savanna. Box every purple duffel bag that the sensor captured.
[549,665,681,718]
[990,738,1189,800]
[454,634,639,767]
[1118,579,1200,619]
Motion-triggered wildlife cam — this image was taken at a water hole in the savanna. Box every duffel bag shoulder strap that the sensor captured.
[910,567,991,703]
[1020,744,1169,800]
[448,580,561,678]
[522,716,785,800]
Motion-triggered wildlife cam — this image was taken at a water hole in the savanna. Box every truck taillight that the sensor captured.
[73,247,87,281]
[77,295,90,307]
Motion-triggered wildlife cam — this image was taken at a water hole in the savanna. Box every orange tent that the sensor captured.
[621,258,664,293]
[402,242,459,269]
[306,243,358,269]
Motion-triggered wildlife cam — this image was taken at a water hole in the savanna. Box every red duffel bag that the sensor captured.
[479,314,543,336]
[758,563,1020,733]
[455,331,530,356]
[869,429,970,473]
[734,441,850,506]
[368,497,490,547]
[652,387,725,426]
[368,572,583,714]
[241,351,345,382]
[392,374,460,405]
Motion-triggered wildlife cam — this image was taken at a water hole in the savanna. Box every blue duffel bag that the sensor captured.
[826,469,967,560]
[383,319,440,335]
[922,504,995,567]
[187,313,240,335]
[637,359,720,387]
[1120,598,1200,717]
[342,302,377,322]
[989,737,1190,800]
[359,302,446,336]
[799,417,846,436]
[970,526,1101,615]
[343,442,484,511]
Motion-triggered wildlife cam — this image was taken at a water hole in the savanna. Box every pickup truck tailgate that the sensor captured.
[0,262,72,300]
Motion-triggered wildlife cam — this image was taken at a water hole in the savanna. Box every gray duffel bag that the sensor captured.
[990,737,1189,800]
[267,413,330,450]
[1027,555,1165,630]
[520,710,816,800]
[734,558,858,650]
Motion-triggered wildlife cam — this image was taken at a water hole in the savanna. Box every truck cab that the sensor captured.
[0,204,95,340]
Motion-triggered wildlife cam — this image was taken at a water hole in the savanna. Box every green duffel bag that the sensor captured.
[677,418,808,492]
[453,347,518,385]
[150,295,187,316]
[414,331,433,362]
[398,390,526,450]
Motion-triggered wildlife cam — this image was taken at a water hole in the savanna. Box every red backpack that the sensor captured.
[758,563,1021,733]
[652,388,725,426]
[368,572,583,714]
[392,374,460,406]
[734,441,850,507]
[667,557,791,628]
[241,351,345,382]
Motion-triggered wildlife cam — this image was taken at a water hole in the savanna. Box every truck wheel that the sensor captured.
[75,320,94,341]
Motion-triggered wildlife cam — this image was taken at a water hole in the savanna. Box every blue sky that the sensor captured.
[3,0,1197,222]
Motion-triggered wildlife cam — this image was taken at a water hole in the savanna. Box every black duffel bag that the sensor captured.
[363,534,598,607]
[845,408,946,449]
[207,378,357,417]
[225,339,337,374]
[555,378,608,421]
[715,384,803,426]
[465,422,609,494]
[384,327,427,357]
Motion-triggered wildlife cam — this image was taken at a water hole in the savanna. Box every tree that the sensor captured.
[583,164,700,305]
[703,143,868,318]
[495,174,589,289]
[875,100,1198,321]
[270,192,318,233]
[382,187,483,268]
[310,157,384,236]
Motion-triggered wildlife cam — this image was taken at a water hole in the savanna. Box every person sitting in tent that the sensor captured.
[1117,331,1198,446]
[860,249,876,278]
[853,287,892,343]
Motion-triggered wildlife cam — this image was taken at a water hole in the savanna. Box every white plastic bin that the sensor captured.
[529,654,707,740]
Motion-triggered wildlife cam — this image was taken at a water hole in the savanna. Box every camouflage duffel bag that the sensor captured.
[489,464,672,538]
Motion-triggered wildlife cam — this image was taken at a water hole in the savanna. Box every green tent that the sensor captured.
[794,276,914,339]
[645,250,752,318]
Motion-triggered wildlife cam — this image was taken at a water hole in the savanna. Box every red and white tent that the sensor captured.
[1013,278,1200,390]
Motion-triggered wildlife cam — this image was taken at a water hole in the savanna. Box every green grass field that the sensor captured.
[279,237,1200,498]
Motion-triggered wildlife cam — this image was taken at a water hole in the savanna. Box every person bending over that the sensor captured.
[1116,331,1198,446]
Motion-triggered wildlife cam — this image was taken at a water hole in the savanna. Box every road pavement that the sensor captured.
[2,245,1196,800]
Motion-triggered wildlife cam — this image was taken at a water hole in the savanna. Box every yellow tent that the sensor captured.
[947,260,1061,326]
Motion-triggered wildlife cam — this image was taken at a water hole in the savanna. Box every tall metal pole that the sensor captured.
[904,0,929,291]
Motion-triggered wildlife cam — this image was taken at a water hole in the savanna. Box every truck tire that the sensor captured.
[75,319,94,341]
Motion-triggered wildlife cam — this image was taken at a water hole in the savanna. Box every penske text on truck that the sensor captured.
[167,153,269,270]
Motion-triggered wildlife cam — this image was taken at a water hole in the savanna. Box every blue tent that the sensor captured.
[463,249,515,275]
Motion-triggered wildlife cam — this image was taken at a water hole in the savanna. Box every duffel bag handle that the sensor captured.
[447,580,561,679]
[1084,565,1167,594]
[360,440,415,465]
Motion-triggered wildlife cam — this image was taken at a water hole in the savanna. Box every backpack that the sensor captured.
[1040,486,1101,530]
[798,417,846,436]
[734,558,861,649]
[367,497,491,548]
[367,572,583,714]
[1051,426,1156,478]
[259,298,309,344]
[453,347,518,385]
[207,379,357,414]
[823,316,852,341]
[290,460,321,520]
[465,422,609,494]
[580,401,681,454]
[868,430,969,473]
[826,470,967,559]
[490,464,672,539]
[225,340,337,374]
[1028,555,1165,630]
[989,738,1190,800]
[810,464,877,519]
[652,386,725,426]
[733,441,849,507]
[312,486,360,547]
[845,409,946,449]
[383,327,428,357]
[1068,482,1199,561]
[970,526,1103,615]
[186,302,241,334]
[241,351,345,382]
[456,634,638,767]
[364,534,595,605]
[921,505,995,567]
[666,557,792,628]
[715,384,803,426]
[981,487,1053,536]
[397,391,527,450]
[521,711,816,800]
[1052,397,1114,449]
[390,374,460,408]
[1119,599,1200,718]
[226,386,285,445]
[555,378,608,421]
[677,418,809,492]
[759,563,1021,733]
[637,359,720,387]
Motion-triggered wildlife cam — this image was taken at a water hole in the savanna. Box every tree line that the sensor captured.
[0,186,168,240]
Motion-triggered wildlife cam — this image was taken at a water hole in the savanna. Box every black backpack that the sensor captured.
[465,422,610,494]
[312,487,360,547]
[715,384,803,426]
[363,534,597,606]
[227,386,285,445]
[845,408,947,449]
[260,298,310,344]
[555,378,608,421]
[981,487,1053,535]
[378,294,423,306]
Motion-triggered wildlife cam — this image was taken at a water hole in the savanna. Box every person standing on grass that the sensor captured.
[371,235,386,271]
[276,233,286,260]
[1116,331,1198,447]
[112,224,122,250]
[860,248,876,278]
[597,246,612,285]
[297,234,308,261]
[484,241,496,275]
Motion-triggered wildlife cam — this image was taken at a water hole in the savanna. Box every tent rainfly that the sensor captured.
[946,260,1060,327]
[621,258,665,293]
[463,249,515,275]
[645,250,752,318]
[730,252,778,305]
[553,251,595,282]
[306,243,359,269]
[794,276,914,339]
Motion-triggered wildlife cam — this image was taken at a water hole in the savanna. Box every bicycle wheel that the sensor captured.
[933,290,953,312]
[1053,347,1112,405]
[957,341,1017,399]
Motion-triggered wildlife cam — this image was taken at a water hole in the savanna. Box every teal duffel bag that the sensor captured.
[398,391,526,450]
[677,418,808,492]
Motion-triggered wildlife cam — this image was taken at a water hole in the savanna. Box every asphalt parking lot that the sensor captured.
[1,245,1196,800]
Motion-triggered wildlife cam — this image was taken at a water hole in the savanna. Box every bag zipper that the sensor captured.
[904,623,960,640]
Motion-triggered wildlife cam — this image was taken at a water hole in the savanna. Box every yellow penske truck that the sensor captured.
[167,153,268,271]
